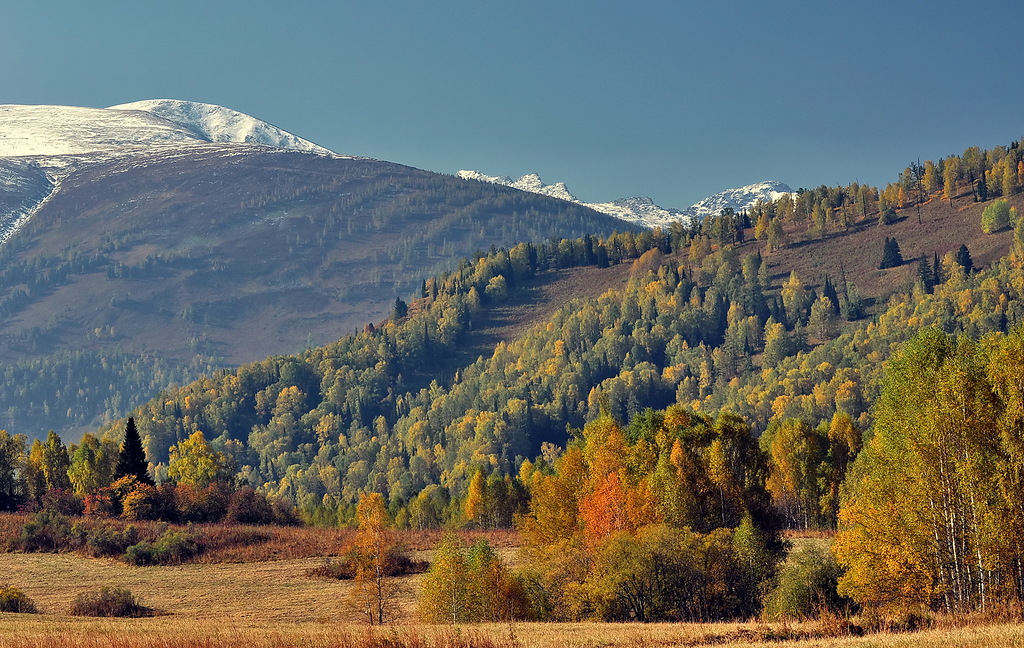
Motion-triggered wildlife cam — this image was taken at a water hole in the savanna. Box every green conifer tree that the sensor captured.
[114,417,153,485]
[955,244,974,273]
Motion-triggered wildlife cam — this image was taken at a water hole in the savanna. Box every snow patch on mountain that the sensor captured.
[454,169,512,185]
[587,196,691,229]
[458,170,792,228]
[508,173,576,202]
[0,99,344,246]
[0,104,199,157]
[110,100,332,155]
[0,159,57,245]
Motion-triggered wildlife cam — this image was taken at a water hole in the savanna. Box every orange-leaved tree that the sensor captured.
[349,492,401,625]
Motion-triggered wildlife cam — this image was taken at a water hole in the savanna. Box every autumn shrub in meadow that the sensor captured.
[69,586,149,617]
[37,488,84,516]
[764,542,850,619]
[418,533,534,623]
[8,508,74,552]
[123,527,201,565]
[0,584,37,613]
[78,519,140,558]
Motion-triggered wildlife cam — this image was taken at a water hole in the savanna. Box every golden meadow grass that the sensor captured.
[3,520,1024,647]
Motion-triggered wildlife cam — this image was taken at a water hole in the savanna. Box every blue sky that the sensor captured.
[3,1,1023,208]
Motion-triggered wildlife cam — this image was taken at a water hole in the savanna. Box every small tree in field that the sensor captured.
[418,533,468,624]
[348,493,401,625]
[981,198,1014,233]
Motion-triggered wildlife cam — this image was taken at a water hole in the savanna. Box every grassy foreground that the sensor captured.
[2,615,1024,648]
[2,542,1024,647]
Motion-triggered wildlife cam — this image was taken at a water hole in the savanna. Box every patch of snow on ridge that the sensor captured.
[110,100,333,155]
[457,169,512,185]
[0,104,199,157]
[0,159,58,245]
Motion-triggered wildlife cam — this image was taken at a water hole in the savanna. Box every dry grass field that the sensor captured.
[3,539,1024,648]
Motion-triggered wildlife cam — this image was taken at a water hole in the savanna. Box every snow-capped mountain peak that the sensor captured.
[509,174,576,202]
[0,100,333,158]
[685,180,794,222]
[0,99,339,246]
[109,100,332,155]
[457,169,793,228]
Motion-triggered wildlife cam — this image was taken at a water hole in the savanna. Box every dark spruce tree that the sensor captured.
[114,417,153,485]
[918,257,936,293]
[822,275,840,311]
[955,244,974,273]
[392,296,408,321]
[878,237,904,269]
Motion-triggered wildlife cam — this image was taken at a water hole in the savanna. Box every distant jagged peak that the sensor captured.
[109,99,333,155]
[685,180,795,221]
[457,168,691,229]
[508,173,576,202]
[456,170,795,229]
[458,170,577,203]
[457,169,512,185]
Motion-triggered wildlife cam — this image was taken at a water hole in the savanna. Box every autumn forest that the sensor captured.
[4,137,1024,637]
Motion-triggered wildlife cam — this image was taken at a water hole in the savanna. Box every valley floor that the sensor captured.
[2,551,1024,648]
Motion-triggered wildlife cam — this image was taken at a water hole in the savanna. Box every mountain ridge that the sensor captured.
[0,101,640,435]
[457,169,793,228]
[0,100,333,158]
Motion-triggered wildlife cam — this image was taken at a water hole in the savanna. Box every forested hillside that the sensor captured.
[53,135,1021,530]
[0,149,639,436]
[4,137,1024,621]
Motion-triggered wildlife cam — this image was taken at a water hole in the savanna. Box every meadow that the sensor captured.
[2,520,1024,648]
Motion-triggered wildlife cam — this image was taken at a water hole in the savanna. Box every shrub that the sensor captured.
[69,587,148,617]
[74,521,140,558]
[175,483,230,523]
[40,489,85,516]
[225,487,274,525]
[0,585,38,613]
[9,509,77,553]
[124,528,201,565]
[270,495,301,526]
[109,475,143,514]
[84,488,118,517]
[121,483,164,521]
[418,534,531,624]
[764,543,851,619]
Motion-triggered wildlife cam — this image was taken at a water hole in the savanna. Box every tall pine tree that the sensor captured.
[955,243,974,273]
[114,417,153,485]
[878,237,904,269]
